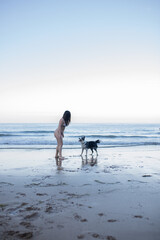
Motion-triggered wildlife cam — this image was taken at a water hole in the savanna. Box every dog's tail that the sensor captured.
[96,140,100,144]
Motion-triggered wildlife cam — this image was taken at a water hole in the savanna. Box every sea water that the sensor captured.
[0,123,159,149]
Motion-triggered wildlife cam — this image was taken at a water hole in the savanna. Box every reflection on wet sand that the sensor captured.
[81,156,98,167]
[55,155,98,170]
[55,157,63,170]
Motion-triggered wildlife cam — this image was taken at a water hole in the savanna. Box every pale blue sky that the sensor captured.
[0,0,160,123]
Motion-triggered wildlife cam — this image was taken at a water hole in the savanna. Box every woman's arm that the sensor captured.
[60,118,65,137]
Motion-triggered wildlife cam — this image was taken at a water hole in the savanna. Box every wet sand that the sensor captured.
[0,146,160,240]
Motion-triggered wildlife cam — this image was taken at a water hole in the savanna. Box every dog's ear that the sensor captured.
[82,136,85,140]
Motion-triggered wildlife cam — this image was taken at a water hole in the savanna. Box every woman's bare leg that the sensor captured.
[55,146,59,158]
[55,135,64,160]
[54,133,60,158]
[54,132,59,158]
[58,137,64,160]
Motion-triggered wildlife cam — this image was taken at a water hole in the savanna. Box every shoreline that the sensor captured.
[0,146,160,240]
[0,144,160,150]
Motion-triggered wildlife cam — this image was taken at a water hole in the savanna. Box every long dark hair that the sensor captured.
[63,110,71,126]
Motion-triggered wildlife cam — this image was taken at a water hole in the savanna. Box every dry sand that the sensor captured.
[0,146,160,240]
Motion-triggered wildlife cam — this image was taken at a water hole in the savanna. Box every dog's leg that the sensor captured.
[91,149,94,155]
[94,148,98,156]
[80,148,84,156]
[85,149,88,157]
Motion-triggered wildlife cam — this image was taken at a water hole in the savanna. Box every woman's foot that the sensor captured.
[59,156,65,160]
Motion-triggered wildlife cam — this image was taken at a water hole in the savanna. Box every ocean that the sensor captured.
[0,123,160,149]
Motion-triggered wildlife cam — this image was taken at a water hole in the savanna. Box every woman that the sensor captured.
[54,111,71,159]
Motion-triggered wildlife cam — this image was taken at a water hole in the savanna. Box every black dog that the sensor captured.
[79,136,100,156]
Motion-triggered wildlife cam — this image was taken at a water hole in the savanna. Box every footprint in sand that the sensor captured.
[74,213,82,221]
[25,206,40,211]
[134,215,143,218]
[80,218,88,222]
[88,232,116,240]
[107,236,117,240]
[107,219,117,222]
[45,206,53,213]
[94,180,105,184]
[6,231,19,237]
[25,183,41,188]
[16,192,26,197]
[142,174,152,177]
[6,231,33,239]
[98,213,104,217]
[24,212,39,220]
[92,233,100,238]
[76,203,83,207]
[36,193,48,196]
[20,222,32,228]
[77,234,85,239]
[74,214,88,222]
[17,232,33,239]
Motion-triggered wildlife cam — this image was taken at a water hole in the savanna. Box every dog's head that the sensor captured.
[79,136,85,143]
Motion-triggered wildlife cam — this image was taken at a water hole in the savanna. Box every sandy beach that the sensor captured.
[0,146,160,240]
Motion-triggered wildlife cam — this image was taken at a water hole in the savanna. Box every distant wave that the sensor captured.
[0,131,53,137]
[71,134,156,139]
[0,134,13,137]
[0,133,158,139]
[21,131,53,134]
[1,133,158,139]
